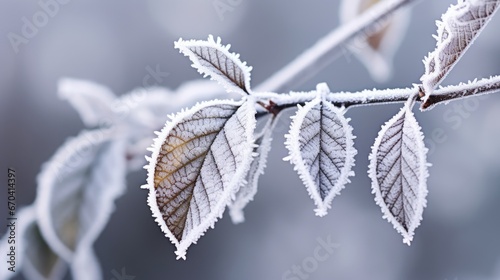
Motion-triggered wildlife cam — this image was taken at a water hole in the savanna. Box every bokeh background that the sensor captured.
[1,0,500,279]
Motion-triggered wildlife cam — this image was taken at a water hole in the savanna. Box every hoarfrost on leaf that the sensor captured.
[284,83,357,217]
[340,0,411,82]
[58,78,229,172]
[228,115,277,224]
[174,79,227,106]
[144,99,256,259]
[420,0,500,100]
[36,129,126,277]
[175,35,253,96]
[368,96,429,245]
[58,78,117,127]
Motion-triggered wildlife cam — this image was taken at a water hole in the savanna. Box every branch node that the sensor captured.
[257,100,282,116]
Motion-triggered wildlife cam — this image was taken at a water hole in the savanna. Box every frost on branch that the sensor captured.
[228,115,276,224]
[339,0,410,82]
[284,83,357,217]
[36,129,126,279]
[369,96,429,245]
[144,99,256,259]
[175,35,253,96]
[420,0,500,99]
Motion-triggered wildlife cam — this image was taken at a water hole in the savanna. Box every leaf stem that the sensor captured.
[255,0,417,93]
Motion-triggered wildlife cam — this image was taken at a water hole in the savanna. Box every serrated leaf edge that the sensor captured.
[174,35,253,96]
[421,0,500,99]
[285,95,357,217]
[143,98,256,259]
[368,99,429,245]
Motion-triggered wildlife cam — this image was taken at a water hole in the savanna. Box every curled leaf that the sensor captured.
[144,99,256,259]
[369,97,429,245]
[228,115,277,224]
[285,83,357,217]
[175,35,253,95]
[339,0,411,82]
[420,0,500,100]
[36,129,126,274]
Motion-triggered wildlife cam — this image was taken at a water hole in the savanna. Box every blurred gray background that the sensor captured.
[2,0,500,279]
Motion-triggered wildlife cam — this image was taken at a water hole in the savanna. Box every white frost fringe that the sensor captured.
[143,98,256,259]
[368,96,429,245]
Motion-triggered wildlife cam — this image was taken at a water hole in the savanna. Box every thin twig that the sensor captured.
[422,76,500,109]
[255,0,417,93]
[254,76,500,113]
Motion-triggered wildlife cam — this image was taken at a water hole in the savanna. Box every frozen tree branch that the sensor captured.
[254,75,500,113]
[162,29,500,251]
[421,75,500,109]
[255,0,417,93]
[6,0,499,268]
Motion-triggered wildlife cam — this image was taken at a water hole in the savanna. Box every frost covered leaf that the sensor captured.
[339,0,410,82]
[36,129,126,271]
[144,99,256,259]
[228,115,277,224]
[20,209,66,280]
[115,80,227,134]
[420,0,500,99]
[284,83,357,217]
[369,96,429,245]
[174,79,228,106]
[58,78,116,127]
[22,223,67,280]
[59,78,229,171]
[175,35,253,95]
[0,206,66,280]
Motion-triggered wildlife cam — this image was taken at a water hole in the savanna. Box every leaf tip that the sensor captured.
[175,250,187,260]
[402,235,413,246]
[229,209,245,224]
[314,207,328,217]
